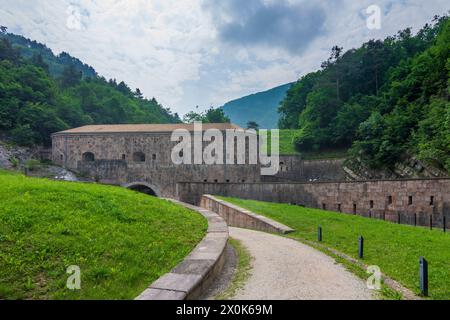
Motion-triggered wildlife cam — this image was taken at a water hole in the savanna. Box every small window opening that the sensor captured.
[430,196,434,206]
[82,152,95,162]
[370,200,374,209]
[133,152,146,162]
[408,196,413,206]
[388,196,393,205]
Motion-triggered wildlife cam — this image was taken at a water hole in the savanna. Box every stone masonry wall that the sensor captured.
[268,156,347,182]
[200,195,294,234]
[177,179,450,229]
[52,132,261,198]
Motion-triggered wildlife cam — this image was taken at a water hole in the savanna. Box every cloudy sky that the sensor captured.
[0,0,448,115]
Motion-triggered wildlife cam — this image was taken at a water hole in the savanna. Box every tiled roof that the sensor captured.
[54,123,242,134]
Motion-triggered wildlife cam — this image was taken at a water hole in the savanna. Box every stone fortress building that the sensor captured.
[52,123,450,229]
[52,123,261,197]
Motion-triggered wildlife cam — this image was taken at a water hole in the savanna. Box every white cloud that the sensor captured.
[0,0,449,116]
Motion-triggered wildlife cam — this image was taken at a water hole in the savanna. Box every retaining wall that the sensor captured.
[177,178,450,229]
[136,199,228,300]
[200,195,294,234]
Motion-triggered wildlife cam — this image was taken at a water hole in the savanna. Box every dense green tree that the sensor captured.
[246,121,259,130]
[0,32,181,146]
[183,106,230,124]
[60,64,82,88]
[278,14,450,172]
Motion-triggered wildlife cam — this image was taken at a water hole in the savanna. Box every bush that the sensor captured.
[10,124,37,146]
[24,159,41,171]
[9,157,19,168]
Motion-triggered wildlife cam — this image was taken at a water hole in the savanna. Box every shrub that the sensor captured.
[9,157,19,168]
[24,159,41,171]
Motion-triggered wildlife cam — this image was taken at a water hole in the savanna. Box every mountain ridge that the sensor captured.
[221,82,293,129]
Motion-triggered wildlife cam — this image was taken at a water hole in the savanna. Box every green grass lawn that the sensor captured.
[262,130,348,158]
[218,197,450,300]
[0,170,207,300]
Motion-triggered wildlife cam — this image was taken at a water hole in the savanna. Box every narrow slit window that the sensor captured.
[388,196,393,205]
[430,196,434,206]
[370,200,374,209]
[408,196,413,206]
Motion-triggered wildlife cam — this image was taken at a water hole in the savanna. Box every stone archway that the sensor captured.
[123,182,161,197]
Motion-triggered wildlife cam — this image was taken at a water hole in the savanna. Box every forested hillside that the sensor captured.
[279,15,450,173]
[222,83,292,129]
[0,28,181,146]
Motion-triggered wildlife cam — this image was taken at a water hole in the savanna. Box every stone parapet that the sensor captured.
[201,195,294,234]
[136,199,228,300]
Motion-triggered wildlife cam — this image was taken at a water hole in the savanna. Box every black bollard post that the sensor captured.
[420,257,428,297]
[444,216,446,233]
[414,213,417,227]
[398,213,401,224]
[358,236,364,259]
[430,215,433,230]
[318,226,322,242]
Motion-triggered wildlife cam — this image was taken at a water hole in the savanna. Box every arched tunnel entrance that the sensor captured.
[124,182,160,197]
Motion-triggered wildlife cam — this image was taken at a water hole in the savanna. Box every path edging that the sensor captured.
[201,195,294,234]
[301,239,422,300]
[135,199,229,300]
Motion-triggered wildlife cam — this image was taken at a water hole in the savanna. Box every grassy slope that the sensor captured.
[219,197,450,300]
[263,130,348,158]
[0,171,207,300]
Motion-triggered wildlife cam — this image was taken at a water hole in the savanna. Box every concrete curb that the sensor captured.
[135,199,229,300]
[201,195,294,234]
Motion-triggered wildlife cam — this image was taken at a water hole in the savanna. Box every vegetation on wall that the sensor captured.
[0,29,181,146]
[278,15,450,172]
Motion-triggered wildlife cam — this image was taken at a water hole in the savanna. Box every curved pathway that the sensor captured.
[229,227,374,300]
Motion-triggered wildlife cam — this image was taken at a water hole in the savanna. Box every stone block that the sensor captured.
[136,288,186,300]
[150,273,202,293]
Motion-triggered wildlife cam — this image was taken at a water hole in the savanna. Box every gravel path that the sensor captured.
[229,227,374,300]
